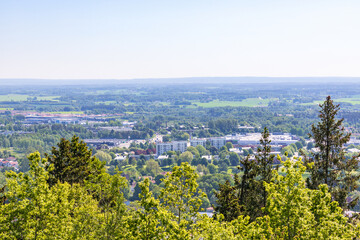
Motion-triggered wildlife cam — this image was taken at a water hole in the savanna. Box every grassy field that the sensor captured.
[190,98,274,108]
[0,107,14,110]
[302,96,360,106]
[0,94,59,102]
[0,94,30,101]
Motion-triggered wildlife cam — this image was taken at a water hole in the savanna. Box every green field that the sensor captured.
[0,94,59,102]
[0,94,30,101]
[190,98,274,108]
[302,97,360,106]
[0,107,14,110]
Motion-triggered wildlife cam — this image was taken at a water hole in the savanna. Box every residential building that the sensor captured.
[156,141,188,156]
[190,139,206,147]
[209,137,226,149]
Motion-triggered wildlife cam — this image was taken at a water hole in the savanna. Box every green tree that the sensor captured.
[187,146,200,159]
[225,142,233,150]
[45,135,105,186]
[261,157,358,239]
[160,162,205,225]
[195,145,208,157]
[128,178,176,239]
[255,127,275,213]
[179,151,193,164]
[306,96,360,209]
[214,180,242,221]
[229,152,240,166]
[145,159,162,177]
[94,150,112,164]
[0,152,103,239]
[207,163,217,174]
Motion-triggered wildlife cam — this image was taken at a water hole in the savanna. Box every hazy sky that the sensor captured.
[1,0,360,79]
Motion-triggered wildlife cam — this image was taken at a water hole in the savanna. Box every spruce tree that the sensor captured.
[237,155,259,220]
[214,179,242,221]
[45,135,105,186]
[255,127,275,213]
[306,96,360,209]
[214,127,274,221]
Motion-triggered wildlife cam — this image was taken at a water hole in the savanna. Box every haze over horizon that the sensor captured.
[1,1,360,80]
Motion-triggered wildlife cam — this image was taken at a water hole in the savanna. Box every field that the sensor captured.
[190,98,274,108]
[302,96,360,106]
[0,94,30,101]
[0,94,59,102]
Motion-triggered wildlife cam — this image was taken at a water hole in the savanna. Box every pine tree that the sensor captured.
[306,96,360,209]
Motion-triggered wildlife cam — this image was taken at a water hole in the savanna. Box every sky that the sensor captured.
[1,0,360,80]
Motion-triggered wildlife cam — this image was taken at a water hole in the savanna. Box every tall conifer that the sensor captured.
[306,96,360,209]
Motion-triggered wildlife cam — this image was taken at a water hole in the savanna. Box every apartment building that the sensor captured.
[209,137,226,149]
[156,141,188,156]
[190,139,207,147]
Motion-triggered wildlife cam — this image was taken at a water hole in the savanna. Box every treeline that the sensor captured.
[0,135,359,239]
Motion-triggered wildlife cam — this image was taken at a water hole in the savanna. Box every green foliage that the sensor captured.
[160,162,205,224]
[195,145,208,157]
[187,146,200,159]
[225,142,234,150]
[1,151,359,239]
[94,150,112,164]
[215,128,275,221]
[207,163,217,174]
[306,96,360,209]
[254,127,275,213]
[145,159,162,177]
[263,158,358,239]
[45,135,105,186]
[179,151,193,164]
[229,152,240,166]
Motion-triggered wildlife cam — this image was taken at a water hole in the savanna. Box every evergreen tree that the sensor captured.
[255,127,275,213]
[0,185,5,205]
[306,96,360,209]
[45,135,105,186]
[237,155,259,220]
[214,179,242,221]
[214,128,274,221]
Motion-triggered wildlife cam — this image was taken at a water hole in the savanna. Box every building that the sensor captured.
[190,139,206,147]
[209,137,226,149]
[156,141,188,156]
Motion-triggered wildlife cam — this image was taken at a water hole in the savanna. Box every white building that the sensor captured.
[156,141,188,156]
[209,137,226,149]
[226,133,298,146]
[190,139,206,147]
